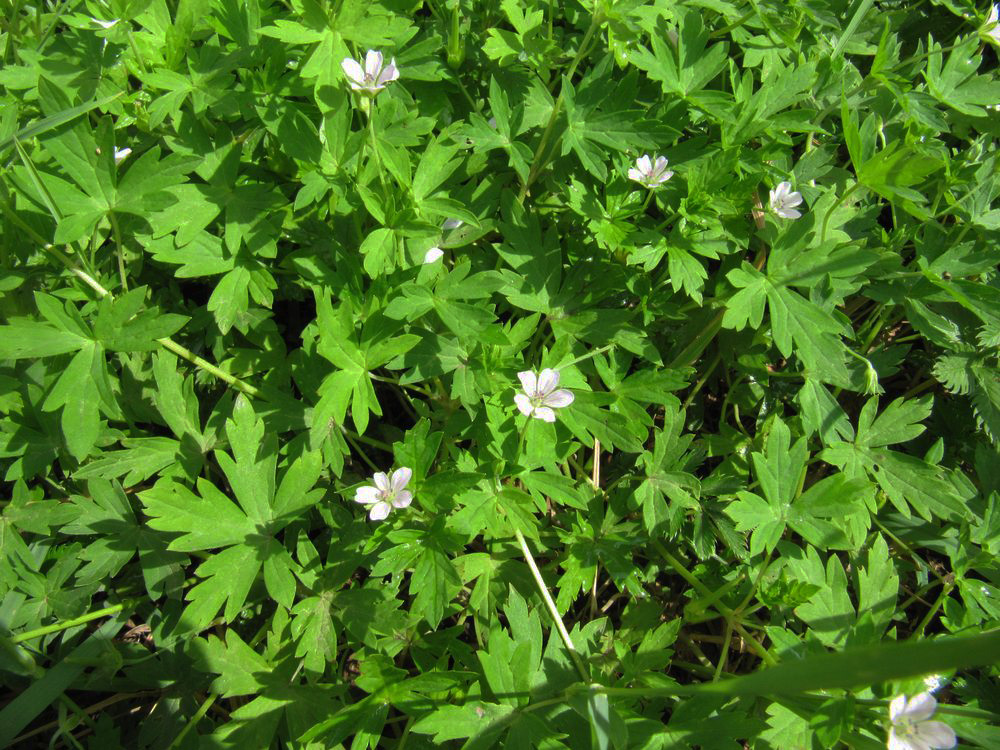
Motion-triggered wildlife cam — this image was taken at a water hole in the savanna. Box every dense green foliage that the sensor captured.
[2,0,1000,748]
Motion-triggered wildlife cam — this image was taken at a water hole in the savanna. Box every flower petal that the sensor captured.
[392,490,413,509]
[354,485,381,505]
[543,388,574,408]
[903,693,938,722]
[442,218,464,230]
[776,207,802,219]
[423,246,444,263]
[517,370,537,395]
[377,58,399,85]
[636,154,652,174]
[915,721,956,749]
[532,406,557,422]
[373,471,391,493]
[887,729,915,750]
[514,393,534,417]
[783,191,803,207]
[368,501,392,521]
[889,695,909,721]
[536,368,560,396]
[627,167,644,182]
[341,57,364,86]
[364,49,383,79]
[653,156,669,174]
[391,467,412,492]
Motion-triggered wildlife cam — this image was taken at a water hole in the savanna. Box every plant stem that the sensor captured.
[514,528,590,682]
[13,602,128,643]
[517,5,603,199]
[166,693,216,750]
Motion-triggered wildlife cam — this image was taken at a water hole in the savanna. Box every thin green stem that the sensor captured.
[514,528,590,682]
[14,602,127,643]
[517,6,603,199]
[820,181,862,243]
[344,429,381,472]
[668,309,724,369]
[166,693,216,750]
[681,352,721,410]
[914,579,955,638]
[557,343,615,370]
[709,10,755,38]
[108,210,128,291]
[157,337,261,398]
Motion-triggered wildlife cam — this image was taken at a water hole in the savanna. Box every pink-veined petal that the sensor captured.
[915,721,956,749]
[373,471,391,493]
[543,388,574,408]
[889,695,909,722]
[656,170,674,184]
[902,693,938,722]
[532,406,557,422]
[364,49,383,79]
[391,467,412,492]
[392,490,413,509]
[517,370,538,395]
[536,368,560,395]
[627,167,644,182]
[653,156,668,175]
[777,207,802,219]
[783,191,803,207]
[887,730,914,750]
[354,485,381,505]
[774,181,792,199]
[514,393,534,417]
[377,58,399,85]
[368,501,392,521]
[636,154,652,174]
[341,57,364,87]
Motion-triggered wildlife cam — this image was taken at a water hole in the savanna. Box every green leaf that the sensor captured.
[0,319,89,359]
[410,702,515,744]
[139,479,257,551]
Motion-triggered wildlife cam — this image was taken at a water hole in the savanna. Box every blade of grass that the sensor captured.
[0,92,124,157]
[0,613,127,747]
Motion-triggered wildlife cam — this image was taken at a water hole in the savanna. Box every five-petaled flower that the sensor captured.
[628,154,674,189]
[983,5,1000,46]
[341,50,399,94]
[769,181,804,219]
[354,467,413,521]
[888,692,957,750]
[514,369,574,422]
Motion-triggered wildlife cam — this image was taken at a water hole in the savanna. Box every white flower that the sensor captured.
[442,218,463,230]
[113,147,132,164]
[514,369,574,422]
[341,50,399,94]
[354,467,413,521]
[627,154,673,189]
[91,17,119,29]
[888,693,957,750]
[769,181,804,219]
[982,5,1000,46]
[423,246,444,263]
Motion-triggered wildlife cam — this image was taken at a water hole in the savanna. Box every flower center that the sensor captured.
[894,718,919,739]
